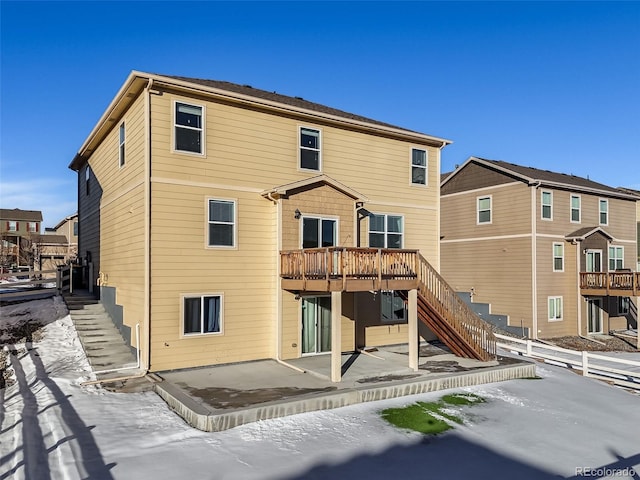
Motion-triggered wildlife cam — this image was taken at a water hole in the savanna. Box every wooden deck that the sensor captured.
[580,272,640,296]
[280,248,496,362]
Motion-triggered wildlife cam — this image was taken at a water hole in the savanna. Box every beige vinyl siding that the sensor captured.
[441,183,531,240]
[77,93,147,352]
[149,92,440,210]
[441,162,516,194]
[149,182,277,371]
[441,237,533,330]
[535,238,578,337]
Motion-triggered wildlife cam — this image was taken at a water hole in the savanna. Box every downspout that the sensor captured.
[266,191,305,373]
[144,77,153,371]
[531,181,541,339]
[575,240,582,336]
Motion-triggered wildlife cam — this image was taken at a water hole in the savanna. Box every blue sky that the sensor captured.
[1,1,639,227]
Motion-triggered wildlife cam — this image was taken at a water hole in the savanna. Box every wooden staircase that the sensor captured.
[403,254,496,361]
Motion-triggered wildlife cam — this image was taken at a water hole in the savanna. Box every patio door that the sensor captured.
[587,298,603,334]
[586,250,602,272]
[301,296,331,355]
[302,217,337,248]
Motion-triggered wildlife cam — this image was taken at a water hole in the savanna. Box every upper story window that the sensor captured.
[119,122,126,167]
[7,221,17,232]
[300,127,321,171]
[477,196,492,224]
[183,294,222,335]
[411,148,427,185]
[175,102,203,154]
[85,166,90,195]
[208,199,236,247]
[599,199,608,225]
[541,191,552,220]
[369,213,403,249]
[73,222,78,236]
[27,222,38,233]
[570,195,581,223]
[553,243,564,272]
[609,246,624,271]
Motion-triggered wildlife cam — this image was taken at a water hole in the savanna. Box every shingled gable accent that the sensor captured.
[443,156,637,200]
[262,174,368,202]
[565,226,614,242]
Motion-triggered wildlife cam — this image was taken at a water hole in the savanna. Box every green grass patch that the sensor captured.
[381,393,486,435]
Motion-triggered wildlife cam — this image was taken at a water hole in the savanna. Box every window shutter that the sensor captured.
[16,222,19,230]
[5,222,8,230]
[36,223,40,232]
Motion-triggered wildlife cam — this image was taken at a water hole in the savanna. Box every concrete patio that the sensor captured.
[152,342,536,432]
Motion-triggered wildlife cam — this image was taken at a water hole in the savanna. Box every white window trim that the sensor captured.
[477,195,492,225]
[553,242,564,272]
[410,147,428,187]
[298,214,340,249]
[298,125,322,172]
[548,296,563,322]
[368,212,404,249]
[570,194,581,224]
[205,197,237,250]
[608,245,624,271]
[173,99,205,156]
[119,122,126,168]
[541,190,553,221]
[180,293,224,337]
[599,198,609,226]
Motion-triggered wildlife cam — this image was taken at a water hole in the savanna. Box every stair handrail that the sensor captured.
[416,253,496,360]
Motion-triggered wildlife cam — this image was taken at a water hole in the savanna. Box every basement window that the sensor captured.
[183,294,223,335]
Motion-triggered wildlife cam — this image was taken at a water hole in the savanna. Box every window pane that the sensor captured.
[553,244,562,257]
[176,103,202,127]
[210,201,234,222]
[120,123,125,143]
[321,219,336,247]
[478,198,490,210]
[556,299,562,319]
[300,149,319,170]
[478,210,491,223]
[369,233,385,248]
[571,209,580,222]
[542,205,551,218]
[554,258,563,270]
[203,296,221,333]
[542,192,551,204]
[548,299,555,319]
[387,234,402,249]
[369,214,384,233]
[387,216,402,233]
[184,298,201,334]
[412,166,426,185]
[176,127,201,153]
[303,218,319,249]
[571,196,580,209]
[412,149,426,166]
[300,128,319,149]
[210,224,234,246]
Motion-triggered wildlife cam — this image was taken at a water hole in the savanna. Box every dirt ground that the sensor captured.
[542,335,639,352]
[0,321,43,389]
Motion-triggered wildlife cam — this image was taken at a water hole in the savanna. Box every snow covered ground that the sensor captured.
[1,298,639,480]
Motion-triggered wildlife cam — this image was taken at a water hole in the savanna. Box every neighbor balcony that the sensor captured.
[579,271,640,296]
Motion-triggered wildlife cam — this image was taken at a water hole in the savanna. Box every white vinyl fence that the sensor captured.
[495,333,640,390]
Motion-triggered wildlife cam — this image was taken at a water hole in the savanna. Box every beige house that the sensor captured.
[441,157,639,339]
[69,71,496,379]
[36,213,78,271]
[0,208,43,270]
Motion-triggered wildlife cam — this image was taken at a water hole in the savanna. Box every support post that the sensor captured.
[408,288,418,371]
[331,291,342,383]
[582,351,589,377]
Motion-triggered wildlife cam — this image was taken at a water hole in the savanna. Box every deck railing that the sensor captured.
[280,247,418,283]
[416,253,496,360]
[580,272,640,295]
